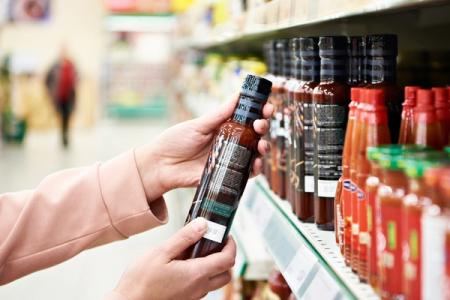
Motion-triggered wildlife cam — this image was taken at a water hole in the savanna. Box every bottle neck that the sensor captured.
[348,55,364,85]
[320,55,348,82]
[232,92,266,126]
[300,56,320,82]
[368,55,396,84]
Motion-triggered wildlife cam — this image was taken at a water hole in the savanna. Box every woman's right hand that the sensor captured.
[114,218,236,300]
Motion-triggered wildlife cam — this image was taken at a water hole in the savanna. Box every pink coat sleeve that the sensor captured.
[0,150,168,285]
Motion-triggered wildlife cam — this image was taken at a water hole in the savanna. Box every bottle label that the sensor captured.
[317,179,338,198]
[294,97,303,192]
[305,175,314,192]
[303,102,314,179]
[203,220,227,243]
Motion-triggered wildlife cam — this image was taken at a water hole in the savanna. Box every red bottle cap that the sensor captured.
[404,86,420,106]
[351,87,362,102]
[366,89,385,106]
[416,89,435,111]
[432,87,448,108]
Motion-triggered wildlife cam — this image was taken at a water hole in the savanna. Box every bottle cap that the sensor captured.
[377,144,433,170]
[275,39,291,77]
[416,89,435,113]
[365,89,385,106]
[367,146,380,161]
[299,37,319,56]
[404,86,420,106]
[351,87,362,102]
[348,36,364,57]
[445,146,450,156]
[318,36,348,56]
[367,34,398,56]
[241,74,272,101]
[399,151,447,178]
[432,87,448,108]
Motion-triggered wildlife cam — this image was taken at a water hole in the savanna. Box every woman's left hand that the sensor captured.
[135,96,273,200]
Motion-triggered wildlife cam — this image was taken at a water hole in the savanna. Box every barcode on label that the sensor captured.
[318,180,338,198]
[203,220,227,243]
[305,176,314,193]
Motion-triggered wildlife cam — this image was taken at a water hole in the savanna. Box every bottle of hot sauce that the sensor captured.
[357,89,391,282]
[365,34,402,143]
[398,86,420,144]
[339,87,361,259]
[270,40,287,196]
[400,154,445,300]
[413,89,445,150]
[294,37,320,222]
[439,171,450,300]
[287,38,302,213]
[433,87,450,144]
[313,36,350,231]
[185,75,272,258]
[422,167,450,300]
[274,39,290,199]
[350,90,368,273]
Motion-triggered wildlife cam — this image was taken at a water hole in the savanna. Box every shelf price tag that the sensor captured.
[248,187,273,230]
[283,243,318,294]
[302,268,342,300]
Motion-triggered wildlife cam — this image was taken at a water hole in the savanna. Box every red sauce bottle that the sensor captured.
[185,75,272,258]
[287,38,303,213]
[313,36,350,231]
[440,171,450,300]
[398,86,420,144]
[339,87,361,260]
[270,40,286,196]
[293,37,320,222]
[433,87,450,145]
[357,89,391,282]
[365,34,402,143]
[413,89,445,150]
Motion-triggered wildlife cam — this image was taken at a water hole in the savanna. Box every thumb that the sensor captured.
[195,95,239,135]
[161,217,208,260]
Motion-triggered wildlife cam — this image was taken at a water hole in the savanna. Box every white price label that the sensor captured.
[283,244,318,293]
[250,191,273,230]
[305,176,314,193]
[302,268,341,300]
[318,180,338,198]
[203,220,226,243]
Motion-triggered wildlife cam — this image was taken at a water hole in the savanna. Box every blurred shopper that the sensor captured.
[45,48,77,147]
[0,97,274,300]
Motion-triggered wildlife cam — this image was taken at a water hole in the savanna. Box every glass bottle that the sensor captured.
[365,34,402,143]
[398,86,420,144]
[313,36,350,231]
[413,89,445,150]
[433,87,450,145]
[185,75,272,258]
[294,37,320,222]
[357,89,391,282]
[287,38,302,213]
[340,87,361,260]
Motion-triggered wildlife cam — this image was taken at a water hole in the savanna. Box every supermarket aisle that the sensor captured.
[0,120,204,300]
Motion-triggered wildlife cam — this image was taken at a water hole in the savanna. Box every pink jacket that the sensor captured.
[0,150,168,299]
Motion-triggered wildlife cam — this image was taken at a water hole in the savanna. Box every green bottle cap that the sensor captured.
[400,152,447,178]
[445,147,450,156]
[377,144,434,171]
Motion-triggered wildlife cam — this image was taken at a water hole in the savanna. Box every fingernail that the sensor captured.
[193,217,208,233]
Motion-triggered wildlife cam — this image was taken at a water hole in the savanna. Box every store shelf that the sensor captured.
[104,14,176,32]
[240,177,379,300]
[184,0,450,52]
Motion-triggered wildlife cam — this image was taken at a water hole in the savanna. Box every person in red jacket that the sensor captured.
[45,47,77,147]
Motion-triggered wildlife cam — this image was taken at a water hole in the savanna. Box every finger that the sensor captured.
[262,103,274,119]
[257,139,270,156]
[196,236,236,277]
[253,119,269,135]
[161,218,208,260]
[195,95,239,135]
[251,157,263,177]
[208,271,232,292]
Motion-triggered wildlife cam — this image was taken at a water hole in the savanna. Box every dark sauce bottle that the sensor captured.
[185,75,272,258]
[365,34,402,143]
[294,37,320,222]
[313,36,350,231]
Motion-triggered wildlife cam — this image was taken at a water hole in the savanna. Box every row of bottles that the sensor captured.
[262,34,402,231]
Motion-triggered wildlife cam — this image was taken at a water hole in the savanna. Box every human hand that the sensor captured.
[135,96,273,200]
[114,218,236,300]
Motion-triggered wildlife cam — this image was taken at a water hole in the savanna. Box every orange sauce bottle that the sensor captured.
[339,87,361,259]
[433,87,450,145]
[357,89,391,282]
[398,86,420,144]
[413,89,445,150]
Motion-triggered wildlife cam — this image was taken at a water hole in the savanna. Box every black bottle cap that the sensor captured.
[275,39,291,77]
[348,36,364,57]
[241,74,272,101]
[318,36,348,56]
[299,37,319,56]
[367,34,398,56]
